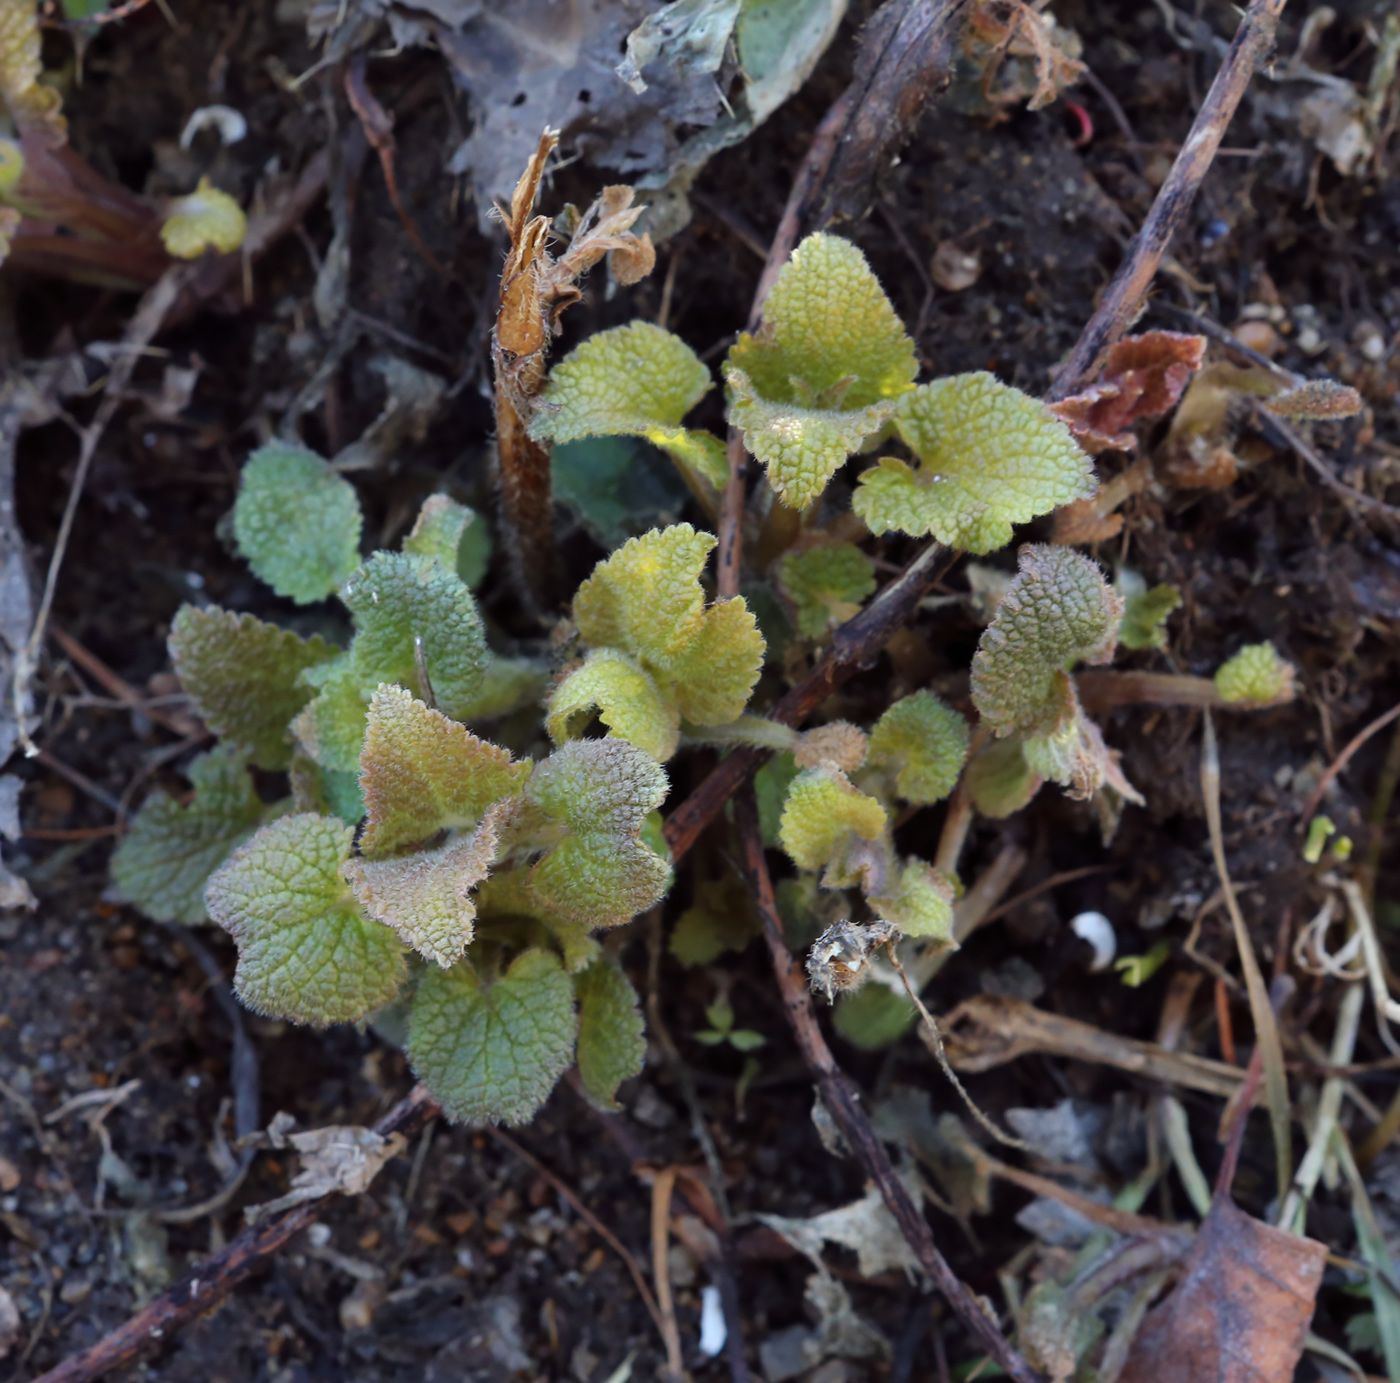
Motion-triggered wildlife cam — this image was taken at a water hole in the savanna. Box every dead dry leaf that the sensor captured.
[759,1181,922,1280]
[0,1284,20,1360]
[1118,1197,1326,1383]
[248,1119,407,1221]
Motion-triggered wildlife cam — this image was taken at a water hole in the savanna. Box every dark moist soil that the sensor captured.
[4,0,1400,1379]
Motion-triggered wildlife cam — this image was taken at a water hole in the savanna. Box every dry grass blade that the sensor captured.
[650,1166,686,1383]
[1200,710,1292,1204]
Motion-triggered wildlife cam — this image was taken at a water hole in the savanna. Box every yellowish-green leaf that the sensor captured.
[526,737,671,929]
[870,860,955,942]
[403,494,474,569]
[670,874,760,965]
[458,654,549,722]
[161,177,247,258]
[666,597,765,726]
[343,552,488,721]
[574,956,645,1110]
[1214,641,1296,707]
[833,983,916,1050]
[407,948,577,1125]
[111,745,273,925]
[964,733,1041,818]
[970,544,1122,737]
[233,443,362,604]
[293,659,369,774]
[654,427,729,490]
[853,374,1096,553]
[343,809,505,967]
[728,233,916,409]
[170,605,338,769]
[1116,570,1181,651]
[0,0,64,135]
[531,320,713,449]
[546,648,679,762]
[726,365,899,511]
[206,813,406,1025]
[778,543,876,638]
[778,766,887,872]
[475,868,600,974]
[867,691,969,805]
[358,683,530,856]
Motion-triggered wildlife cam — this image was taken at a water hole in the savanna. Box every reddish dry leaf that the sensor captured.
[1050,330,1207,453]
[1051,459,1150,545]
[1118,1196,1326,1383]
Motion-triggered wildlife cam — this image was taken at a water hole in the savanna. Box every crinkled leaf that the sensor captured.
[358,684,530,856]
[1117,572,1181,651]
[531,321,713,451]
[728,233,916,410]
[870,860,955,942]
[779,543,877,638]
[1214,642,1296,707]
[170,604,338,769]
[1019,673,1143,804]
[407,948,577,1126]
[344,813,504,967]
[853,374,1095,553]
[475,868,600,974]
[293,659,369,774]
[547,649,679,762]
[403,494,473,569]
[112,746,272,925]
[0,0,64,134]
[206,813,405,1025]
[233,443,362,604]
[970,544,1123,737]
[867,692,970,805]
[726,367,900,510]
[574,956,646,1110]
[343,552,488,720]
[964,734,1042,818]
[670,875,760,965]
[571,524,764,726]
[794,721,868,774]
[655,428,729,490]
[666,597,765,726]
[527,738,671,929]
[778,766,887,872]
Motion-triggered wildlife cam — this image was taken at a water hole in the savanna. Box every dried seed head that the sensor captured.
[805,919,898,1003]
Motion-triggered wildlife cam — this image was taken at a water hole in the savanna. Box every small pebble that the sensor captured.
[1070,911,1116,971]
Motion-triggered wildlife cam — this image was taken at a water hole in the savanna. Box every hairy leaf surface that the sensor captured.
[779,543,877,637]
[206,813,405,1024]
[778,767,887,872]
[546,649,679,763]
[574,956,646,1110]
[407,949,577,1125]
[170,605,338,768]
[403,494,475,569]
[233,443,362,604]
[867,691,970,805]
[853,374,1095,553]
[1214,642,1295,707]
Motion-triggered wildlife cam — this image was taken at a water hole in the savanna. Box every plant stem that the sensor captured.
[1047,0,1289,399]
[734,789,1044,1383]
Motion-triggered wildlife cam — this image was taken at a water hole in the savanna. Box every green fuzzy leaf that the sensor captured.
[571,525,764,734]
[343,552,488,721]
[778,766,886,872]
[321,766,365,825]
[206,813,405,1025]
[294,659,370,773]
[728,233,916,410]
[778,543,877,638]
[870,861,955,942]
[754,751,800,847]
[358,684,531,856]
[112,746,273,925]
[475,868,600,974]
[526,738,671,929]
[170,605,338,769]
[964,734,1042,818]
[552,436,695,551]
[867,691,970,805]
[531,321,719,481]
[970,544,1123,738]
[456,508,492,590]
[233,442,362,604]
[407,948,577,1125]
[547,649,679,762]
[725,367,900,511]
[344,810,505,967]
[1214,642,1295,707]
[671,875,761,965]
[853,374,1096,553]
[833,983,916,1051]
[462,655,550,722]
[574,956,646,1110]
[403,494,474,569]
[1117,571,1181,651]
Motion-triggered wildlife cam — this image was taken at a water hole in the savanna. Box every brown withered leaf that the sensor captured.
[1051,459,1150,545]
[1051,331,1207,453]
[1265,378,1364,420]
[1117,1197,1326,1383]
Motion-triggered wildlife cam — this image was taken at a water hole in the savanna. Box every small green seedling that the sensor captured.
[693,994,766,1053]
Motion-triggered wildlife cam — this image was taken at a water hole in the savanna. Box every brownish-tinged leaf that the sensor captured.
[1118,1197,1326,1383]
[1050,331,1206,453]
[1051,459,1150,545]
[1265,378,1364,420]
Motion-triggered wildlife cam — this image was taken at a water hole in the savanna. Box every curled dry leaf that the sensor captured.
[248,1121,407,1220]
[1118,1196,1326,1383]
[1049,331,1206,454]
